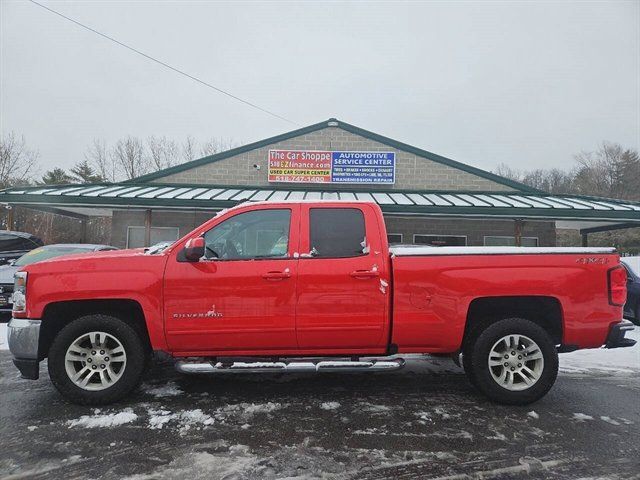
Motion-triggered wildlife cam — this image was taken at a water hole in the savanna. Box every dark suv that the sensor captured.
[0,231,43,266]
[621,257,640,326]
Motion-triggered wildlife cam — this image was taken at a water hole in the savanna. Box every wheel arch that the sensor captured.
[463,296,564,348]
[38,299,151,360]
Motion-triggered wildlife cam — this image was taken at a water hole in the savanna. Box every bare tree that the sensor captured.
[147,136,179,171]
[493,163,522,182]
[200,137,239,157]
[85,139,117,182]
[111,136,149,180]
[0,132,39,188]
[181,136,198,163]
[573,142,640,200]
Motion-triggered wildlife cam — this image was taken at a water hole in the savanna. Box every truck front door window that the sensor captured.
[204,209,291,260]
[309,208,366,258]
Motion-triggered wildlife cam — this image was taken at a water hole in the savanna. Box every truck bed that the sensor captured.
[389,247,621,353]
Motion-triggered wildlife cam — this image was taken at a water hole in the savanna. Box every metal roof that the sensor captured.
[1,183,639,224]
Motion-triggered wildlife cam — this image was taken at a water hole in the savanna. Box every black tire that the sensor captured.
[464,317,558,405]
[48,314,146,405]
[634,302,640,327]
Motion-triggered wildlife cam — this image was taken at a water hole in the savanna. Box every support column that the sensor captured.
[144,209,152,247]
[581,232,588,247]
[6,205,14,231]
[80,218,87,243]
[514,219,524,247]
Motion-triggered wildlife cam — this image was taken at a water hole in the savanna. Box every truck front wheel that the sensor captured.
[464,318,558,405]
[48,314,146,405]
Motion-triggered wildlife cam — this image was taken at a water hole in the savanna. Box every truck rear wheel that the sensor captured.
[48,314,146,405]
[464,318,558,405]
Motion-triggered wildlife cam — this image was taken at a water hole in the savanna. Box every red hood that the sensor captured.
[20,248,164,274]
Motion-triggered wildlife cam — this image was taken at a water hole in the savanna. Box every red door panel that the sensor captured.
[163,205,300,353]
[295,204,390,350]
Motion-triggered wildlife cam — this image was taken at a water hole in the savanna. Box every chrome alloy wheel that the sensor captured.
[488,334,544,391]
[64,331,127,391]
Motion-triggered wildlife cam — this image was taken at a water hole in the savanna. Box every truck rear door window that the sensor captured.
[309,208,366,258]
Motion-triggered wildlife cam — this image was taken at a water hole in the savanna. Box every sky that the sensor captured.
[1,0,639,177]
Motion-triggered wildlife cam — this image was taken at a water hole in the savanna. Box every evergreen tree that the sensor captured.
[40,168,73,185]
[70,160,105,183]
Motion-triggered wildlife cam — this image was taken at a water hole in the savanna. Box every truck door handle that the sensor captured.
[262,269,291,280]
[350,269,379,279]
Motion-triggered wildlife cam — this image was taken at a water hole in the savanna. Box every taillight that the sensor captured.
[607,266,627,306]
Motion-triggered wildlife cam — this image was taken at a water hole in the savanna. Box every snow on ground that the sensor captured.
[320,401,341,410]
[559,327,639,374]
[67,408,138,428]
[144,382,183,397]
[147,408,214,433]
[119,442,460,480]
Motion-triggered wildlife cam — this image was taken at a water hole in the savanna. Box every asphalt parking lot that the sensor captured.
[1,341,639,480]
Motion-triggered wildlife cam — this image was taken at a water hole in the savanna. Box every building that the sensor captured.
[1,119,639,248]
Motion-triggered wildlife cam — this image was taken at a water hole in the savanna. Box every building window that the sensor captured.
[387,233,403,244]
[484,236,539,247]
[413,235,467,246]
[127,226,180,248]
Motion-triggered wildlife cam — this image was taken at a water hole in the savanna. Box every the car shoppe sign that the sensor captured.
[268,150,396,184]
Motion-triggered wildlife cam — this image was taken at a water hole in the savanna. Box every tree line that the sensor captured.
[493,142,640,201]
[1,132,638,200]
[0,132,239,188]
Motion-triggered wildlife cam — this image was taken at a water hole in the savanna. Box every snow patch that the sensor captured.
[359,403,391,414]
[214,402,284,423]
[600,416,620,426]
[560,328,639,375]
[67,408,138,428]
[145,382,183,397]
[572,413,594,422]
[122,448,257,480]
[147,408,214,432]
[320,401,341,411]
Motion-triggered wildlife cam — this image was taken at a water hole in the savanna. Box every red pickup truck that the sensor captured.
[7,201,635,406]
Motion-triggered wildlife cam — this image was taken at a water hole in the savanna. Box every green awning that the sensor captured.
[1,182,639,226]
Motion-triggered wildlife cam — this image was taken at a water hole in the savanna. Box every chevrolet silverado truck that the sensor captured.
[7,201,635,405]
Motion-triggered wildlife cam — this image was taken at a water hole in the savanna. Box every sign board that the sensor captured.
[268,150,395,184]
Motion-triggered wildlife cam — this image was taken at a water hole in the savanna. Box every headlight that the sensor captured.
[12,271,27,313]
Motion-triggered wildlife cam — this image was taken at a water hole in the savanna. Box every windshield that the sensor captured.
[14,247,93,266]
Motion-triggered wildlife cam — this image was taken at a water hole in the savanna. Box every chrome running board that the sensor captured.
[175,358,405,374]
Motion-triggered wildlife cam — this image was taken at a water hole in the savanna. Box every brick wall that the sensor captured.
[154,127,515,192]
[111,209,556,248]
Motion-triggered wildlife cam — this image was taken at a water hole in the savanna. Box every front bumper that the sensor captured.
[605,320,636,349]
[7,318,41,379]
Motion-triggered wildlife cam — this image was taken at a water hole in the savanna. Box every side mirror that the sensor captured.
[183,237,205,262]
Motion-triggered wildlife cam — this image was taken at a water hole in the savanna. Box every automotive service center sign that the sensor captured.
[268,150,396,184]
